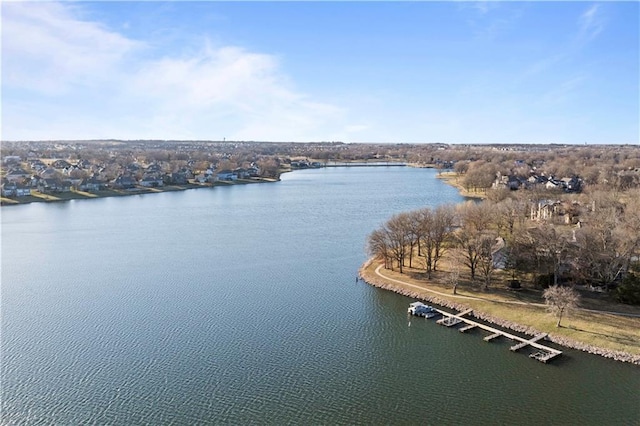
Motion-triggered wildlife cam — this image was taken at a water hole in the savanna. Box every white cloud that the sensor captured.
[2,2,351,141]
[2,1,141,95]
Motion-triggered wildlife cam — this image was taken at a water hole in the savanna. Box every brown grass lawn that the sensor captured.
[437,171,486,199]
[362,257,640,356]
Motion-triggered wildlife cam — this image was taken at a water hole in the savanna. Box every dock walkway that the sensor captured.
[429,306,562,363]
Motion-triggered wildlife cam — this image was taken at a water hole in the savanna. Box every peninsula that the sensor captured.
[360,144,640,364]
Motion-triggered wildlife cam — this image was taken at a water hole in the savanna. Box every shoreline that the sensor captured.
[360,167,640,365]
[436,171,486,199]
[358,259,640,365]
[2,161,420,207]
[1,162,410,207]
[0,177,281,207]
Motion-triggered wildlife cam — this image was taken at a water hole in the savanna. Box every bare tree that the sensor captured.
[455,230,483,281]
[384,213,412,273]
[417,208,436,277]
[493,197,527,236]
[431,204,456,272]
[622,192,640,263]
[543,285,581,327]
[405,210,423,268]
[455,202,493,281]
[367,228,391,269]
[446,251,462,295]
[527,224,573,287]
[476,233,498,290]
[416,205,456,278]
[574,226,629,290]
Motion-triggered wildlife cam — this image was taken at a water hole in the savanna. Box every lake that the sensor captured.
[2,167,638,424]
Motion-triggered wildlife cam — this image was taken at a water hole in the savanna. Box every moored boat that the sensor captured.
[408,302,439,318]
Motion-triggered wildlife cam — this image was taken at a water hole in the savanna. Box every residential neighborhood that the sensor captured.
[2,140,640,205]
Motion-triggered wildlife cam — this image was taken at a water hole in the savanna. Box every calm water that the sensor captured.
[1,167,638,425]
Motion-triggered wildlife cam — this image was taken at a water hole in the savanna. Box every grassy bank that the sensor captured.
[360,259,640,362]
[436,171,486,199]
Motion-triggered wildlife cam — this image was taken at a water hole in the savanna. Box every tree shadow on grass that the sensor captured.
[563,325,640,347]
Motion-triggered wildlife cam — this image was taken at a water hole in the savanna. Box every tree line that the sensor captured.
[367,188,640,305]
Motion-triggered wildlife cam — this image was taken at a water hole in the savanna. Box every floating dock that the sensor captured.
[412,303,562,363]
[437,316,463,327]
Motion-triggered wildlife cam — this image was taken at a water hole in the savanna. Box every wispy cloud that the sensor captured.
[539,74,588,106]
[457,1,524,41]
[578,4,605,42]
[2,2,142,95]
[472,1,500,16]
[2,2,353,141]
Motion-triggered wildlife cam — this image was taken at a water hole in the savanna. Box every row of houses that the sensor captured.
[1,181,32,197]
[1,164,263,197]
[1,176,75,197]
[493,172,582,193]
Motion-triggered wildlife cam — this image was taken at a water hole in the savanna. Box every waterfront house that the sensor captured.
[79,176,107,191]
[66,177,83,189]
[15,184,31,197]
[37,178,71,193]
[1,180,16,196]
[194,173,208,184]
[216,170,237,181]
[1,180,31,197]
[111,175,137,189]
[29,175,41,188]
[37,178,58,193]
[247,166,260,177]
[234,168,249,179]
[164,172,189,185]
[140,174,164,187]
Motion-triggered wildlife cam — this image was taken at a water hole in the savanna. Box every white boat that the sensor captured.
[408,302,439,318]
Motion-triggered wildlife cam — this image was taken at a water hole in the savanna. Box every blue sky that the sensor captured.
[2,1,638,143]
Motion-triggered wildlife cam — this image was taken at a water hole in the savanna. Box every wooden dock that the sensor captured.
[510,334,547,352]
[436,308,471,327]
[428,306,562,363]
[483,332,502,342]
